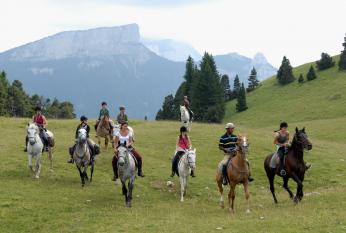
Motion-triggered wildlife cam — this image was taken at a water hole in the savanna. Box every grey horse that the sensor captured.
[117,144,136,207]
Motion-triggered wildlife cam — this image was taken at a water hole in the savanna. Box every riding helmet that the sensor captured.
[80,115,88,121]
[280,122,288,129]
[180,126,188,133]
[34,106,42,111]
[101,101,107,106]
[119,106,125,110]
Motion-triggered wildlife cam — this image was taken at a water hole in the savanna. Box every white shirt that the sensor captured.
[115,131,133,145]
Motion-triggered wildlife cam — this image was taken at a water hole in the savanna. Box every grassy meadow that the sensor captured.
[0,116,345,233]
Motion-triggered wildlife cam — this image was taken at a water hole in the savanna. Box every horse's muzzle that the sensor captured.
[307,144,312,150]
[29,141,36,145]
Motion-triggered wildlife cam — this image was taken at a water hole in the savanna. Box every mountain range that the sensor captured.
[0,23,277,119]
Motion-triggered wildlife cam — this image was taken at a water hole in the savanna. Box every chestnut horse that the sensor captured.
[216,135,251,214]
[264,127,312,204]
[96,116,113,150]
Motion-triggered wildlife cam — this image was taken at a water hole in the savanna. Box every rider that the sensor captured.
[26,106,49,152]
[95,102,113,132]
[170,126,195,178]
[218,123,254,185]
[112,121,145,181]
[274,122,311,175]
[68,116,98,164]
[182,96,194,122]
[116,106,128,124]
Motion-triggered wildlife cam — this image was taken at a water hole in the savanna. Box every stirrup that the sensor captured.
[280,169,286,176]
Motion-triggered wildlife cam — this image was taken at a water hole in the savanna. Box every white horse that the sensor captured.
[117,144,136,207]
[180,105,191,131]
[73,128,92,187]
[26,123,44,179]
[178,148,197,202]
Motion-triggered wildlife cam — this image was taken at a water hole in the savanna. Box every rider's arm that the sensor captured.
[128,137,133,147]
[273,132,284,147]
[113,135,119,152]
[42,115,47,127]
[187,136,192,149]
[32,115,35,123]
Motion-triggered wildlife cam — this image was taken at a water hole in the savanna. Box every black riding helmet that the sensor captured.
[80,115,88,121]
[180,126,188,133]
[119,106,125,110]
[34,106,42,111]
[101,101,107,106]
[280,122,288,129]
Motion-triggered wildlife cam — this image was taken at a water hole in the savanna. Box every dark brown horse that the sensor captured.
[264,127,312,204]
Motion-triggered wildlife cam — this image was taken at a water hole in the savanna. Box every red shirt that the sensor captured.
[178,135,190,149]
[33,114,44,125]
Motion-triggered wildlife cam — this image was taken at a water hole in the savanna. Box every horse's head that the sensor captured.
[237,135,249,156]
[186,148,197,169]
[101,115,109,124]
[27,123,39,145]
[77,128,88,143]
[117,143,128,166]
[294,127,312,150]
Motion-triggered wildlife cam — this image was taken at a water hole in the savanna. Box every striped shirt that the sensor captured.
[219,133,238,150]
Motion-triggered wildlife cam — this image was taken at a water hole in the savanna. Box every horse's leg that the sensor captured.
[180,176,185,202]
[48,147,53,171]
[83,164,89,181]
[244,182,250,213]
[268,172,278,204]
[90,161,94,183]
[216,172,224,208]
[298,174,305,201]
[105,137,108,150]
[127,178,134,207]
[228,184,235,214]
[122,181,129,207]
[76,165,85,187]
[28,154,34,174]
[283,176,294,199]
[35,153,42,179]
[291,173,303,203]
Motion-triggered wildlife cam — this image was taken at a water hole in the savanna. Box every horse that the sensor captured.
[96,116,113,150]
[26,123,44,179]
[44,128,55,171]
[216,135,251,214]
[73,128,93,187]
[117,144,136,207]
[180,105,191,131]
[264,127,312,204]
[177,148,197,202]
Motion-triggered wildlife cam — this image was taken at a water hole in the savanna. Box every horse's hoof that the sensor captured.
[49,169,54,173]
[229,208,234,214]
[34,175,39,179]
[180,199,184,202]
[220,202,225,209]
[126,202,132,208]
[293,196,299,204]
[246,209,251,214]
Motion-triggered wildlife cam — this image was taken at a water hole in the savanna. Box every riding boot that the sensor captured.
[112,155,118,181]
[24,136,28,152]
[279,150,286,176]
[171,154,179,177]
[136,157,145,177]
[67,144,75,163]
[246,161,254,182]
[222,164,228,185]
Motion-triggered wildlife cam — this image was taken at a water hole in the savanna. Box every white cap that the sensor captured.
[225,123,235,129]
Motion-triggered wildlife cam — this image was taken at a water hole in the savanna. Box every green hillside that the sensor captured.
[224,56,346,127]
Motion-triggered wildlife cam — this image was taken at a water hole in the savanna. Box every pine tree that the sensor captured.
[183,56,196,97]
[298,74,304,84]
[247,67,260,92]
[7,80,32,117]
[316,53,335,71]
[236,83,248,112]
[155,94,175,120]
[220,74,231,101]
[339,34,346,70]
[0,71,10,116]
[233,75,241,97]
[277,56,295,85]
[306,65,317,81]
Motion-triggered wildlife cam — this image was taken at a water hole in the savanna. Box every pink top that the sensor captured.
[178,135,190,150]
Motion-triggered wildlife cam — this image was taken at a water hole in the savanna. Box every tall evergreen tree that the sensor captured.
[316,53,335,71]
[7,80,31,117]
[306,65,317,81]
[339,34,346,70]
[0,71,10,116]
[247,67,260,92]
[183,56,196,97]
[277,56,295,85]
[233,75,241,97]
[220,74,231,101]
[155,94,175,120]
[236,83,248,112]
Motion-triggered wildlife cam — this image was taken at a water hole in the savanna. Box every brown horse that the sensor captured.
[96,116,113,150]
[264,127,312,204]
[216,135,251,214]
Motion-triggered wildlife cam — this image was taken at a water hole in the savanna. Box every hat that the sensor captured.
[101,102,107,106]
[225,123,235,129]
[34,106,42,111]
[119,106,125,110]
[180,126,188,132]
[80,115,88,121]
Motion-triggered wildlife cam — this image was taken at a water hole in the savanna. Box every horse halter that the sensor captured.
[27,126,38,145]
[117,146,129,166]
[294,132,311,150]
[185,150,196,168]
[237,136,249,157]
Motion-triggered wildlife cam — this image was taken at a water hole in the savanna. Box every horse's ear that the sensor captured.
[302,127,305,133]
[295,127,298,133]
[27,123,30,126]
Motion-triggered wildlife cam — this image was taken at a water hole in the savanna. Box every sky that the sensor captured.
[1,0,345,67]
